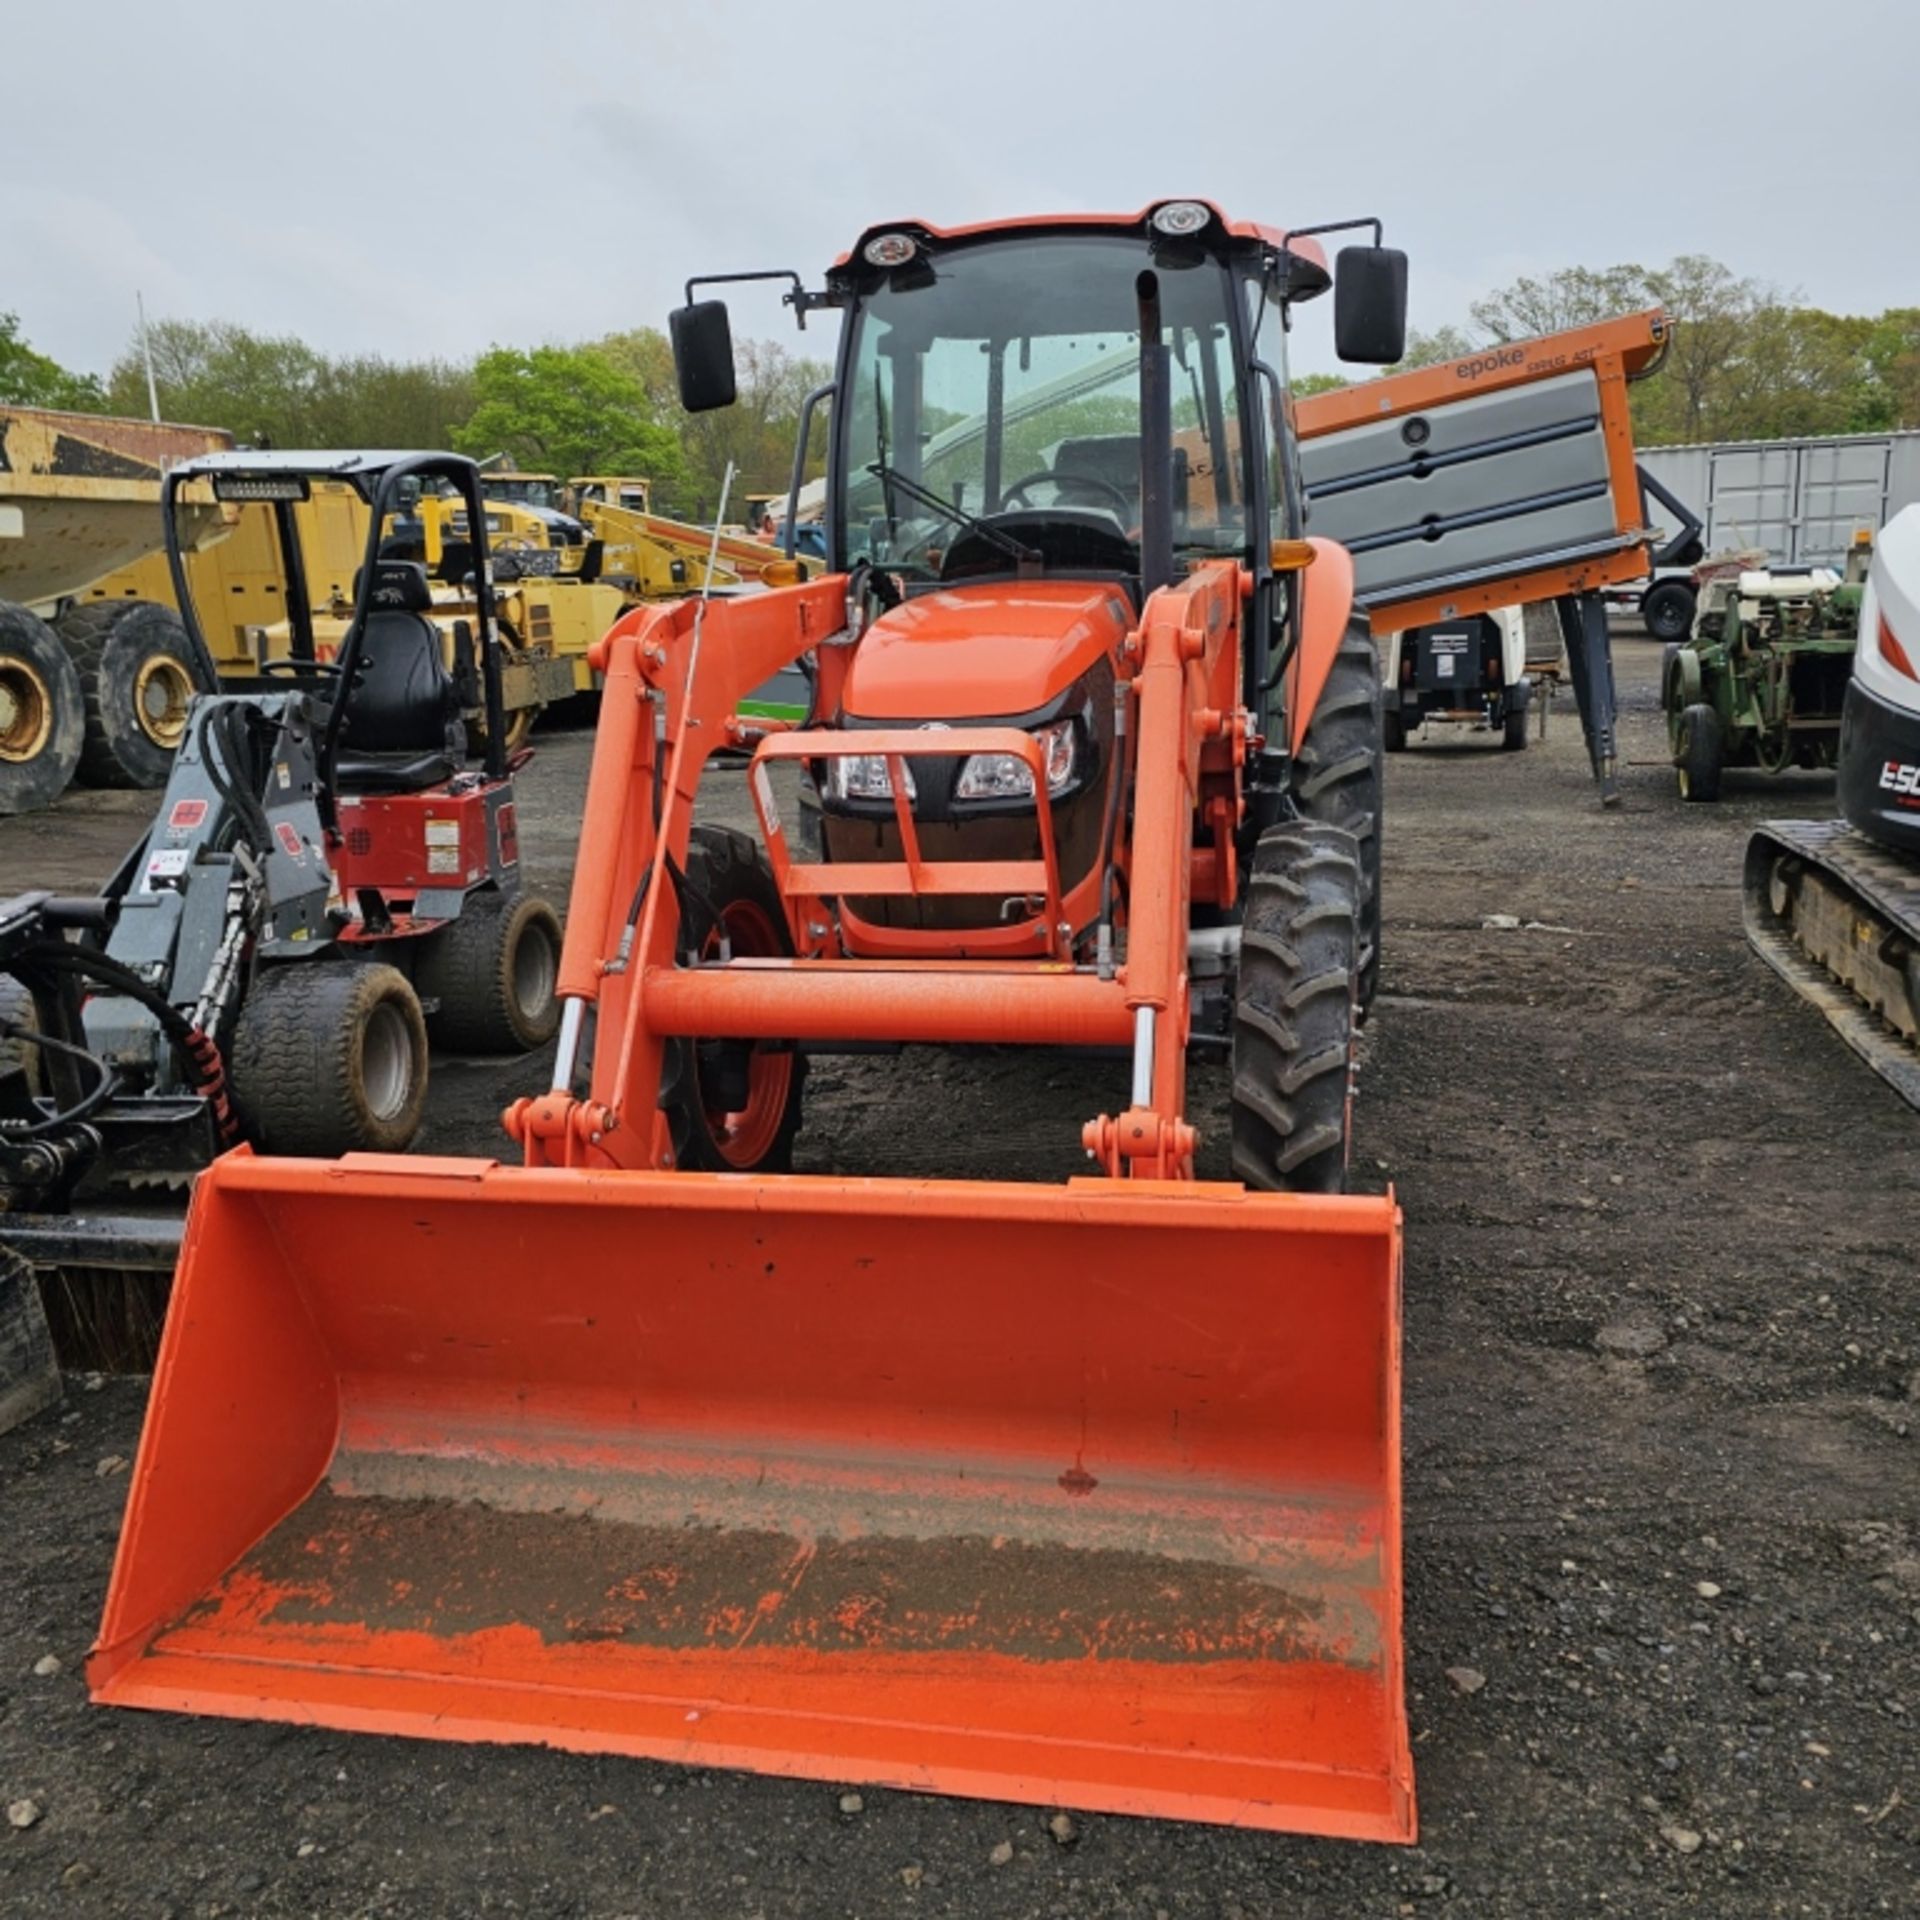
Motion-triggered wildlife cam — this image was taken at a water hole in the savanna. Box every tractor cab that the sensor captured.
[671,203,1406,949]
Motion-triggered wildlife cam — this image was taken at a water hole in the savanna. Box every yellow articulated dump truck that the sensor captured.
[0,406,232,809]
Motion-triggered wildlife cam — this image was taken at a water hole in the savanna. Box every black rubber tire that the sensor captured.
[1675,702,1725,803]
[1382,709,1407,754]
[1502,693,1530,752]
[0,603,84,816]
[56,600,200,789]
[1641,579,1695,644]
[666,824,805,1173]
[229,960,428,1156]
[414,888,563,1054]
[1293,618,1382,1015]
[0,975,42,1099]
[1230,820,1360,1195]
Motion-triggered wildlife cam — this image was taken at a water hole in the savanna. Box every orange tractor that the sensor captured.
[88,204,1661,1844]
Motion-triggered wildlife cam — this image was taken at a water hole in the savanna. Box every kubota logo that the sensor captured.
[1879,760,1920,798]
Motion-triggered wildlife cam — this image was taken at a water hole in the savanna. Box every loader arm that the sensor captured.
[509,561,1249,1183]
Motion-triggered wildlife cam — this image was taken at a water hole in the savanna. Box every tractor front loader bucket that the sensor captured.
[91,1151,1411,1841]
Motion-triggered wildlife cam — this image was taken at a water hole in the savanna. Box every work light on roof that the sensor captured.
[1150,201,1210,237]
[863,232,918,267]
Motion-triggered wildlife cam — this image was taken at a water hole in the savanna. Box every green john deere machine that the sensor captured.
[1665,535,1871,802]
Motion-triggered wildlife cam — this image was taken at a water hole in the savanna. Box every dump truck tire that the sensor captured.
[1675,702,1724,803]
[415,888,562,1054]
[1293,618,1381,1013]
[57,600,199,789]
[667,824,805,1172]
[0,604,83,816]
[1641,579,1694,643]
[1230,820,1360,1196]
[230,961,428,1157]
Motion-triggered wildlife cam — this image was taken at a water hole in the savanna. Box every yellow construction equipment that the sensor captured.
[0,405,231,805]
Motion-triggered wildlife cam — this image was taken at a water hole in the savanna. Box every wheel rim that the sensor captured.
[133,653,195,750]
[0,660,53,764]
[360,999,415,1123]
[512,913,557,1021]
[698,898,792,1167]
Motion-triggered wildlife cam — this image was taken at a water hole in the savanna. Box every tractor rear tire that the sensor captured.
[1641,579,1695,643]
[666,823,805,1173]
[230,960,428,1157]
[1293,618,1382,1015]
[56,601,199,789]
[1230,820,1360,1196]
[415,887,563,1054]
[0,604,84,816]
[1675,702,1725,803]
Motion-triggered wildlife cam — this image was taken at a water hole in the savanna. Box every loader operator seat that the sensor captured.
[333,560,465,794]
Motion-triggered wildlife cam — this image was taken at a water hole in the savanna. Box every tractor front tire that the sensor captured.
[1675,702,1725,803]
[415,888,562,1053]
[0,603,84,816]
[1230,820,1361,1196]
[230,960,428,1156]
[1293,618,1382,1014]
[57,600,199,789]
[666,824,805,1173]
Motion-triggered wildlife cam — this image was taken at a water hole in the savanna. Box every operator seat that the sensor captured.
[333,560,465,794]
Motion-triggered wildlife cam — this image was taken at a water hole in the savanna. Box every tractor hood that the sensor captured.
[843,582,1132,720]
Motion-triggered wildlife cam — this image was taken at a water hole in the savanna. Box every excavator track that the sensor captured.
[1744,819,1920,1110]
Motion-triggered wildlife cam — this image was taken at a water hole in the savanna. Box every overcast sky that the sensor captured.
[6,0,1916,391]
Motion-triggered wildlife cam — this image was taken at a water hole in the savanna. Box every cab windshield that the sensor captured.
[839,234,1251,577]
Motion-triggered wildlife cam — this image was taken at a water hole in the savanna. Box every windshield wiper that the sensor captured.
[866,462,1041,567]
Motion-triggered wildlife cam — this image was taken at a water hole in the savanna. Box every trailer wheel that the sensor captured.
[1675,702,1724,803]
[666,824,805,1173]
[1230,820,1360,1196]
[56,601,199,789]
[0,604,83,816]
[1641,579,1695,643]
[1382,710,1407,754]
[415,888,562,1053]
[1293,618,1381,1013]
[230,960,428,1156]
[1502,696,1530,752]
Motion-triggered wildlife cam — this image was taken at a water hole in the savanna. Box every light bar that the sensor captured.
[211,474,311,503]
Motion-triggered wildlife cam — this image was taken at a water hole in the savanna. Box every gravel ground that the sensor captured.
[1,633,1914,1917]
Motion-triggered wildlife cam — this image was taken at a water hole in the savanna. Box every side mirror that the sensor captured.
[1333,245,1409,365]
[670,300,737,412]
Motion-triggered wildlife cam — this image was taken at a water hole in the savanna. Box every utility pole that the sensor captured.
[136,292,160,423]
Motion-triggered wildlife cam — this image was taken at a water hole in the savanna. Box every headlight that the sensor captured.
[825,753,915,802]
[955,717,1078,802]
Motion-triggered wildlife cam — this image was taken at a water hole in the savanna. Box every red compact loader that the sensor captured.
[88,205,1666,1843]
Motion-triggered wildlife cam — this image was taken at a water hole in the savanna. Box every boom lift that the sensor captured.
[85,203,1662,1844]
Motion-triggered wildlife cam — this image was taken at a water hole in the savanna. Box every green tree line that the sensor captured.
[4,255,1915,512]
[1375,256,1920,444]
[0,311,827,522]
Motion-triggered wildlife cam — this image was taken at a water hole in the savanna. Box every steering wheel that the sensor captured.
[1000,469,1133,515]
[259,658,343,680]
